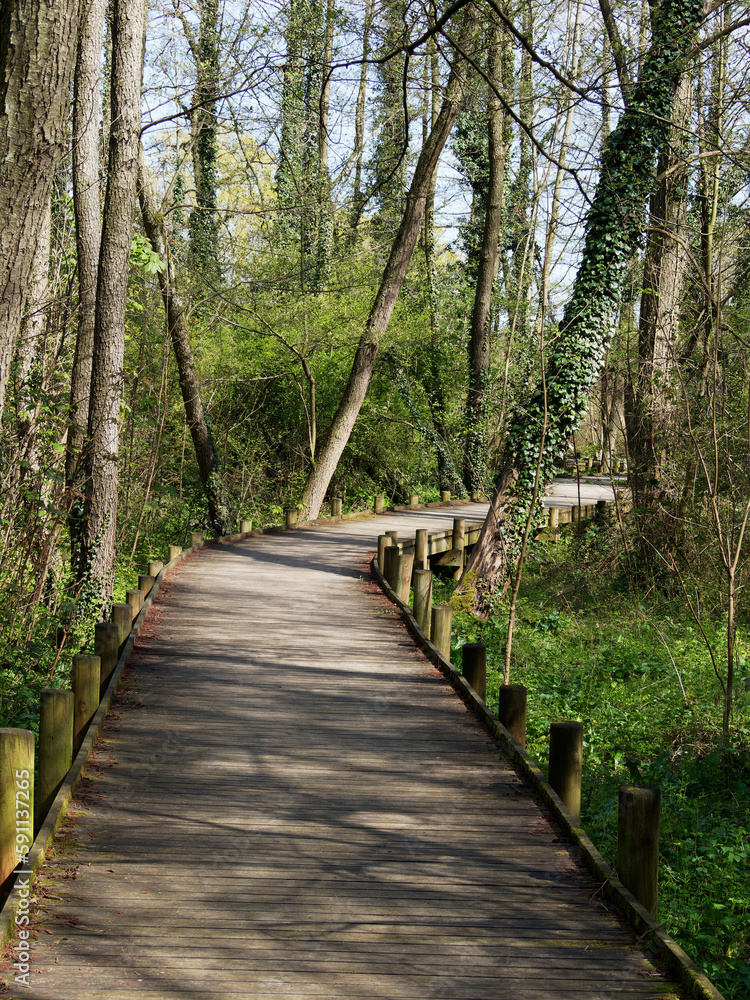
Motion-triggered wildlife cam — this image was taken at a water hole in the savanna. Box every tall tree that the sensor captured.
[138,145,232,537]
[300,3,481,520]
[461,0,705,611]
[67,0,108,574]
[0,0,81,425]
[79,0,146,604]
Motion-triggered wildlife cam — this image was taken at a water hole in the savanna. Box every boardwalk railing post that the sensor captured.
[440,490,450,503]
[95,622,120,699]
[190,531,203,547]
[285,508,297,529]
[240,519,252,534]
[398,551,414,603]
[377,534,393,569]
[138,574,156,598]
[36,689,74,832]
[1,728,34,887]
[374,495,385,514]
[431,605,453,660]
[111,604,132,648]
[72,655,100,755]
[548,506,559,543]
[331,497,342,517]
[383,545,401,594]
[386,530,398,544]
[412,569,432,638]
[497,685,527,749]
[452,517,465,579]
[126,589,143,618]
[168,544,182,562]
[148,560,164,578]
[548,721,583,822]
[618,785,660,918]
[470,490,480,502]
[415,528,429,571]
[409,494,418,506]
[462,643,486,701]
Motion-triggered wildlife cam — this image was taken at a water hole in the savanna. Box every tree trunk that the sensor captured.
[464,14,507,495]
[67,0,108,574]
[300,4,480,520]
[349,0,373,237]
[137,145,232,537]
[462,0,704,612]
[0,0,81,425]
[79,0,146,606]
[625,72,692,504]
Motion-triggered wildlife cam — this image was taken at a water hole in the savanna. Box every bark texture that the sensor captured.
[79,0,146,605]
[68,0,108,571]
[0,0,81,424]
[137,145,232,537]
[300,4,480,520]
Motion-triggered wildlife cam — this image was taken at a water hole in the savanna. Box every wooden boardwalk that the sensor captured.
[6,505,678,999]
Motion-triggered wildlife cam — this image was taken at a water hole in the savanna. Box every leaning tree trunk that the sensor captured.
[137,145,232,537]
[461,0,705,612]
[79,0,146,607]
[0,0,81,426]
[300,3,480,520]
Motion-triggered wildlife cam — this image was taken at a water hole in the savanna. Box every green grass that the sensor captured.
[436,529,750,1000]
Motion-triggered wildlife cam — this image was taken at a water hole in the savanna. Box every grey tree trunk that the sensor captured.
[0,0,81,425]
[300,4,480,520]
[67,0,108,573]
[79,0,146,605]
[137,145,232,537]
[464,14,507,495]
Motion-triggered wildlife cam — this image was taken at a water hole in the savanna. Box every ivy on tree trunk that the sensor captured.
[461,0,705,612]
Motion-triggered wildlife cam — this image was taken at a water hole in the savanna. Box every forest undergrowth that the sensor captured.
[441,523,750,1000]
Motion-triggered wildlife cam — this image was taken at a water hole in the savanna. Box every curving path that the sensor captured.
[6,498,678,1000]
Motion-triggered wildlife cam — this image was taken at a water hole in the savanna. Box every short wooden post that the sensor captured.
[440,490,450,503]
[415,528,429,571]
[548,506,559,528]
[190,531,203,547]
[470,491,480,502]
[1,729,34,885]
[398,551,414,603]
[386,529,398,544]
[452,517,465,579]
[374,495,385,514]
[383,545,401,594]
[548,721,583,822]
[377,534,393,569]
[596,499,607,523]
[586,456,593,471]
[285,508,297,528]
[409,494,418,506]
[462,643,487,701]
[168,544,182,562]
[126,589,143,618]
[138,574,156,598]
[95,622,120,699]
[431,605,453,660]
[37,689,74,831]
[148,559,164,578]
[111,604,132,647]
[497,685,527,749]
[412,569,432,637]
[331,497,342,517]
[240,519,252,534]
[71,655,100,755]
[618,785,660,918]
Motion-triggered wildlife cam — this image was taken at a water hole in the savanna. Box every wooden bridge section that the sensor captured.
[6,503,678,999]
